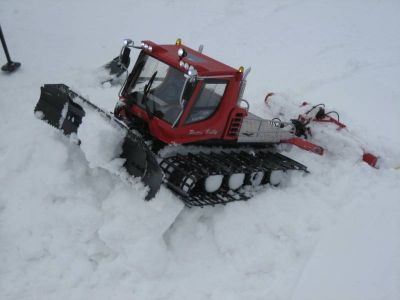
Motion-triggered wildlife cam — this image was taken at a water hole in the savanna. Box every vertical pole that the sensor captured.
[0,25,12,64]
[0,24,21,73]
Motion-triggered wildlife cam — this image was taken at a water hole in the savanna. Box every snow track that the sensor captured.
[1,1,400,299]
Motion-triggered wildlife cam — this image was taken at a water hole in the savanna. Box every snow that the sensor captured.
[293,182,400,300]
[77,108,126,172]
[228,173,245,190]
[1,1,400,299]
[270,170,284,186]
[249,171,264,186]
[205,175,224,193]
[58,102,68,129]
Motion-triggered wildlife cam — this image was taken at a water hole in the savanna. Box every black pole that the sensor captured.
[0,24,21,73]
[0,25,13,63]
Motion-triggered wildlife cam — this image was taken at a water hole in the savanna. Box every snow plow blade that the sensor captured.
[34,84,162,200]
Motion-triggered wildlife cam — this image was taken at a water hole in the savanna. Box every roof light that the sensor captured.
[178,48,187,58]
[176,38,182,46]
[238,66,244,73]
[140,42,152,51]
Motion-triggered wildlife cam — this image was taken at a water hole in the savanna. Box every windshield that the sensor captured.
[126,55,194,124]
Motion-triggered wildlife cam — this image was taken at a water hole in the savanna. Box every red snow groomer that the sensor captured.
[34,38,359,207]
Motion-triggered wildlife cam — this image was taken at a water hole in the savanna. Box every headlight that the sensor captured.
[178,48,187,58]
[188,66,197,76]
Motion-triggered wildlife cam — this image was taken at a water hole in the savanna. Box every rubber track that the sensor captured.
[160,150,307,207]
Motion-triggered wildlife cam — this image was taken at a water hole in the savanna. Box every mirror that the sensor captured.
[123,39,133,46]
[119,46,131,70]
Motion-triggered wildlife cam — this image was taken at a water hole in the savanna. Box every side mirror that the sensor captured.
[119,46,131,70]
[103,39,134,84]
[118,39,134,70]
[123,39,133,46]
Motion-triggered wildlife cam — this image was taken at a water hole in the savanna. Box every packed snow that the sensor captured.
[228,173,246,190]
[1,1,400,299]
[77,108,126,172]
[205,175,224,193]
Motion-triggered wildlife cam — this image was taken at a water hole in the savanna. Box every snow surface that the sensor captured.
[269,170,284,186]
[228,173,245,190]
[1,1,400,299]
[205,175,224,193]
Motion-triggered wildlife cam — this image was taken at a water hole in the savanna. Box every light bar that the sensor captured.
[140,41,153,52]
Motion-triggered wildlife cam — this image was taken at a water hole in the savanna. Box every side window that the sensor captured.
[185,81,227,124]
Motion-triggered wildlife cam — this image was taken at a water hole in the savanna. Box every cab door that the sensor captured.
[176,79,232,143]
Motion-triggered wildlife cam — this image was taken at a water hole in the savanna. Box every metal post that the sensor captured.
[0,24,21,73]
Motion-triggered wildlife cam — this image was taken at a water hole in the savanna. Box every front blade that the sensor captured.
[34,84,85,135]
[34,84,162,200]
[122,134,163,200]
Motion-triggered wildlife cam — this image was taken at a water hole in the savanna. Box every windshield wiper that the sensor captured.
[142,71,157,119]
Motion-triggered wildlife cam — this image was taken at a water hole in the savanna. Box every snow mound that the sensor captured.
[77,109,126,173]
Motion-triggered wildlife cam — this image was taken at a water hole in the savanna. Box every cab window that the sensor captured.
[125,55,193,124]
[185,81,227,124]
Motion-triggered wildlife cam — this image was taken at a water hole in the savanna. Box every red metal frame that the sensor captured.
[264,92,275,104]
[314,115,346,130]
[283,137,324,155]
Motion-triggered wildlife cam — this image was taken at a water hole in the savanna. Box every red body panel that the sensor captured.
[126,41,246,145]
[222,106,248,140]
[129,76,244,144]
